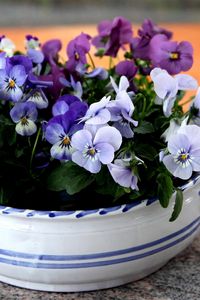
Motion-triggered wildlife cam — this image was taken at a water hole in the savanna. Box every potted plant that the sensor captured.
[0,17,200,292]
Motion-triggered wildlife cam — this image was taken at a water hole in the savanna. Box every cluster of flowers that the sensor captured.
[0,17,200,213]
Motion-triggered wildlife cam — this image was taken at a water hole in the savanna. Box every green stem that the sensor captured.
[87,53,95,69]
[29,127,41,172]
[109,57,113,70]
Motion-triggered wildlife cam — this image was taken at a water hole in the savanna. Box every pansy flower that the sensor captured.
[0,35,15,57]
[71,125,122,173]
[92,16,133,57]
[45,112,83,161]
[149,34,193,74]
[10,102,38,136]
[108,158,138,190]
[0,65,27,102]
[162,125,200,180]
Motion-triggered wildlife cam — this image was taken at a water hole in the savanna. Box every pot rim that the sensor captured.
[0,173,200,219]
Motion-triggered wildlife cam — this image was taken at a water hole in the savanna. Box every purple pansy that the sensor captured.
[115,61,137,79]
[8,55,33,74]
[162,125,200,180]
[42,39,62,67]
[92,16,133,57]
[66,33,91,72]
[52,94,88,119]
[81,96,111,125]
[71,125,122,173]
[131,19,172,60]
[149,34,193,74]
[150,68,198,117]
[108,158,138,190]
[0,64,27,102]
[10,102,38,136]
[45,112,83,161]
[85,67,108,80]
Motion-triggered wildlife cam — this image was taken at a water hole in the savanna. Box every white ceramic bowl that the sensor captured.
[0,175,199,292]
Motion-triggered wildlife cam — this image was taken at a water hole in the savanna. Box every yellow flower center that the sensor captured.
[88,148,96,156]
[170,52,179,60]
[9,79,16,88]
[75,52,80,60]
[180,153,188,161]
[21,117,28,126]
[63,136,70,145]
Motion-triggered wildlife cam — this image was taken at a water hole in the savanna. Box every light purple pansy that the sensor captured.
[162,125,200,180]
[80,96,111,125]
[149,34,193,75]
[10,102,38,136]
[108,158,138,190]
[150,68,198,117]
[0,64,27,102]
[45,112,83,161]
[85,67,108,80]
[60,76,83,100]
[71,125,122,173]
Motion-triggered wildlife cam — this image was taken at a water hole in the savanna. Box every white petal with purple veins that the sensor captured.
[85,108,111,125]
[16,119,37,136]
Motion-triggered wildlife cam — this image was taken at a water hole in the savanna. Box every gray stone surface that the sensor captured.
[0,234,200,300]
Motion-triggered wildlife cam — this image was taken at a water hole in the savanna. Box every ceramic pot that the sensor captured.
[0,175,199,292]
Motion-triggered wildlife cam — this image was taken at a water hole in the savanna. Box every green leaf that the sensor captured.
[157,173,174,208]
[134,143,157,161]
[169,189,183,222]
[47,162,94,195]
[134,121,154,134]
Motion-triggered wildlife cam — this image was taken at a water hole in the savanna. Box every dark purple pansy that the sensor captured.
[92,16,133,57]
[66,33,91,72]
[149,34,193,74]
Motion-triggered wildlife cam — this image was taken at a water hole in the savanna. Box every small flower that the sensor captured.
[92,16,133,57]
[10,102,38,136]
[0,65,27,102]
[85,68,108,80]
[162,125,200,179]
[80,96,111,125]
[66,33,91,72]
[150,68,198,116]
[45,112,83,161]
[149,34,193,74]
[0,36,15,57]
[25,35,40,50]
[71,125,122,173]
[108,158,138,190]
[60,76,83,100]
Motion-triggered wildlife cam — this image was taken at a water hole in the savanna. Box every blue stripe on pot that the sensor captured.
[0,217,199,265]
[0,220,199,269]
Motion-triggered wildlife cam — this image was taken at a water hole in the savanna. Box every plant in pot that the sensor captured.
[0,17,200,292]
